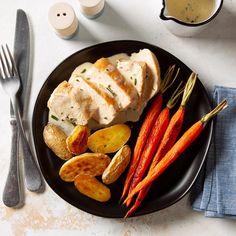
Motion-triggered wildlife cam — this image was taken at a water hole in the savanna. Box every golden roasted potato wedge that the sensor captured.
[43,123,73,160]
[74,174,111,202]
[87,124,131,153]
[66,125,90,155]
[102,145,131,184]
[59,153,111,182]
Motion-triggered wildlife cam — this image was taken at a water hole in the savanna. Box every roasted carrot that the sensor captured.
[120,65,179,202]
[119,93,162,203]
[151,73,197,166]
[125,82,184,207]
[125,109,186,216]
[124,99,228,210]
[124,72,197,211]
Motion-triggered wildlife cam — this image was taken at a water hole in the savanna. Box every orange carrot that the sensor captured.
[120,65,179,202]
[126,107,169,206]
[120,93,162,202]
[124,72,197,211]
[125,108,186,216]
[124,105,186,216]
[152,73,198,169]
[124,99,228,211]
[125,82,184,207]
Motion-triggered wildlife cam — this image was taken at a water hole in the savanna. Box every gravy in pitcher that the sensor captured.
[166,0,215,23]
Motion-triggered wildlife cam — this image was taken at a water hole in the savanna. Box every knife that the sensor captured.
[13,9,43,192]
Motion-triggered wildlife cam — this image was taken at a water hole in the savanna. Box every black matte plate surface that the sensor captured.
[32,40,212,218]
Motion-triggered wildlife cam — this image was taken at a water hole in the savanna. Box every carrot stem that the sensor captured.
[167,81,184,109]
[181,73,197,107]
[201,99,228,123]
[160,65,180,93]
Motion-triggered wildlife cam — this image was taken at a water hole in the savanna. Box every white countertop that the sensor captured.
[0,0,236,235]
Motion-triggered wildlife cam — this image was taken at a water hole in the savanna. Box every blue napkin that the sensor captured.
[190,86,236,219]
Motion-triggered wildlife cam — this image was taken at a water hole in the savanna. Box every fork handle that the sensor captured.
[12,97,43,192]
[2,120,21,207]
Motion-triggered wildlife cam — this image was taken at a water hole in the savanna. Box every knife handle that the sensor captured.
[12,97,43,192]
[2,120,21,207]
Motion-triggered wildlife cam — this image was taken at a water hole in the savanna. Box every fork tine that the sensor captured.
[1,45,13,77]
[0,49,7,78]
[5,44,19,77]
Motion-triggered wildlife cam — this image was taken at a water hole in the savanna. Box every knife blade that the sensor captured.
[14,9,43,192]
[14,9,30,112]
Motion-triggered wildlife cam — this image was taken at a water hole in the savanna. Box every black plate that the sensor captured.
[32,40,213,218]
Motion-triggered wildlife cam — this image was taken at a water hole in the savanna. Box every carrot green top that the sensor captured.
[167,81,185,109]
[181,72,197,107]
[201,99,228,123]
[160,65,180,94]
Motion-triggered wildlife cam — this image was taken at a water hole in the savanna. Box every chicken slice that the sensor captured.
[117,60,147,106]
[130,48,161,100]
[47,81,96,125]
[69,75,119,125]
[86,58,138,110]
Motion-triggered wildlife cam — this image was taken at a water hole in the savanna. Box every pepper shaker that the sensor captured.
[78,0,105,19]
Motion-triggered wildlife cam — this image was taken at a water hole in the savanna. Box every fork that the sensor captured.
[0,44,42,195]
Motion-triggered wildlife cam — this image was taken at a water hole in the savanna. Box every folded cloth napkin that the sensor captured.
[190,85,236,219]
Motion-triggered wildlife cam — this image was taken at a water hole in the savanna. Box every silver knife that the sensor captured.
[13,9,43,192]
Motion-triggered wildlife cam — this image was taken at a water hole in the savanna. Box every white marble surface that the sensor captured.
[0,0,236,235]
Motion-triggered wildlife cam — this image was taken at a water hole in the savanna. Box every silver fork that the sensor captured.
[0,44,42,195]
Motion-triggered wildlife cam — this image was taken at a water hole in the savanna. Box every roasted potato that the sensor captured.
[59,153,111,182]
[66,125,90,155]
[87,124,131,153]
[102,145,131,184]
[74,174,111,202]
[43,123,73,160]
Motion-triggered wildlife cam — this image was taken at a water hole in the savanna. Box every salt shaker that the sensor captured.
[48,2,79,39]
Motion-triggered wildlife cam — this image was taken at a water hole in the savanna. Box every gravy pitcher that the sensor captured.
[159,0,224,37]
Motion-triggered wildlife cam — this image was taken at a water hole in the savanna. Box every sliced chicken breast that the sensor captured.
[47,81,96,125]
[117,60,147,105]
[86,58,138,110]
[131,49,161,100]
[48,49,161,130]
[69,76,119,125]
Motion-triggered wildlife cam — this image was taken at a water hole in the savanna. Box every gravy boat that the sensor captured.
[159,0,224,37]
